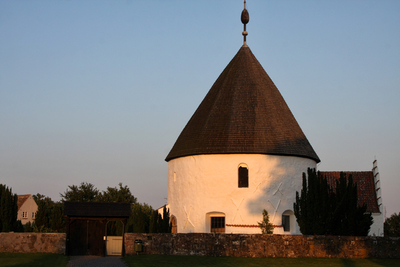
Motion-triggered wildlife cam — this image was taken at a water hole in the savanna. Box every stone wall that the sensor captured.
[0,233,66,254]
[125,233,400,258]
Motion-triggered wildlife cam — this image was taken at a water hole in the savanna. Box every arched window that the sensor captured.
[282,210,295,234]
[238,164,248,188]
[282,215,290,232]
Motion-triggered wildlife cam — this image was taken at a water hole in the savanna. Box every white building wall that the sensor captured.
[370,213,384,236]
[167,154,316,234]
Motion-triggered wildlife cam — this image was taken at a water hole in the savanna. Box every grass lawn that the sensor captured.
[123,255,400,267]
[0,253,69,267]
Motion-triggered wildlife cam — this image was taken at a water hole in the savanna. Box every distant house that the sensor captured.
[17,194,38,225]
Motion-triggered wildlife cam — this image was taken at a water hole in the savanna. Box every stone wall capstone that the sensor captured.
[0,233,66,254]
[125,233,400,259]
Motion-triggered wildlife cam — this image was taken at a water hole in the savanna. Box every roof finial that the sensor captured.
[241,0,249,47]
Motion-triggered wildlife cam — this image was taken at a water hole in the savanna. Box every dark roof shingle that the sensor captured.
[166,46,320,162]
[17,194,31,210]
[64,202,131,218]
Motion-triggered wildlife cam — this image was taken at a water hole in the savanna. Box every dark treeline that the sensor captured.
[0,184,22,232]
[1,182,171,234]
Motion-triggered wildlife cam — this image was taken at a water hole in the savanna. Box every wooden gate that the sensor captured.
[106,236,123,255]
[68,219,105,256]
[64,202,131,256]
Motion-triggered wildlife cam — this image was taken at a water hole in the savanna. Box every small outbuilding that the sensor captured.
[64,201,131,256]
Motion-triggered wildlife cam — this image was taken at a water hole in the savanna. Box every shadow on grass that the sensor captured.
[0,253,69,267]
[123,255,400,267]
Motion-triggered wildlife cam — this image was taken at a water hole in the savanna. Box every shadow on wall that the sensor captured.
[244,140,316,233]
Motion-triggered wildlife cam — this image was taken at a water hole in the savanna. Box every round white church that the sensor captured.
[165,3,320,235]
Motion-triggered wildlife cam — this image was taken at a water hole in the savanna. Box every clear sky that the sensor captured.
[1,1,399,217]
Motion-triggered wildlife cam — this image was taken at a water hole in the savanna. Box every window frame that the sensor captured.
[282,215,290,232]
[238,164,249,188]
[210,216,225,233]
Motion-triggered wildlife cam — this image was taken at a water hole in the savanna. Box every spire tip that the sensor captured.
[241,0,249,46]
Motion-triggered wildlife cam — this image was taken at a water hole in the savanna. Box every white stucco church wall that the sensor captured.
[167,154,316,234]
[370,160,384,236]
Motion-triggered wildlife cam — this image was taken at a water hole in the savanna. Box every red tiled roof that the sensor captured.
[319,171,380,213]
[17,194,30,210]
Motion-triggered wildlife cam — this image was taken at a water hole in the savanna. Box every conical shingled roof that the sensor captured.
[166,45,320,163]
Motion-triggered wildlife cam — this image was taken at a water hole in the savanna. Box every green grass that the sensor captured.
[0,253,69,267]
[122,255,400,267]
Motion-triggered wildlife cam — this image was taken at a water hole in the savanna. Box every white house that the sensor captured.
[17,194,38,225]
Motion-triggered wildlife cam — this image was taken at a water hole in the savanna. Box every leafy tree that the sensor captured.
[14,220,24,232]
[384,213,400,237]
[33,194,65,233]
[98,183,137,204]
[258,209,274,234]
[33,194,53,231]
[61,182,136,204]
[51,202,65,233]
[60,182,99,202]
[24,221,35,232]
[294,168,372,236]
[0,184,19,232]
[127,203,153,233]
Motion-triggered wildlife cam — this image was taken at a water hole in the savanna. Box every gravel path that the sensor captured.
[67,256,128,267]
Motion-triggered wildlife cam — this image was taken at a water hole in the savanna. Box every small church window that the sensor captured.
[238,165,249,188]
[211,217,225,233]
[282,215,290,232]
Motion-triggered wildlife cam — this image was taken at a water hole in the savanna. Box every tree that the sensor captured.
[127,203,153,233]
[61,182,136,204]
[149,206,172,233]
[33,194,65,233]
[33,194,54,232]
[294,168,372,236]
[161,206,172,233]
[294,169,333,235]
[330,173,372,236]
[258,209,274,234]
[51,202,65,233]
[98,183,137,204]
[0,184,19,232]
[60,182,99,202]
[24,221,34,232]
[384,213,400,237]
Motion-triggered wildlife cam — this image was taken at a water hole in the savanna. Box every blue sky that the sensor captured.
[1,0,399,217]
